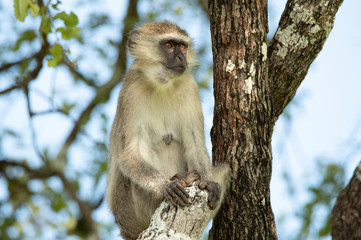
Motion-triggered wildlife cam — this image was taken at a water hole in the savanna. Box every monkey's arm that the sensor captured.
[181,82,230,210]
[117,142,189,206]
[181,86,213,180]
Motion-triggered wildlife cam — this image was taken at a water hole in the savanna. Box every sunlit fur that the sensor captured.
[106,21,229,240]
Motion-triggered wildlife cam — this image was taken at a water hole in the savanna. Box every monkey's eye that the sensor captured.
[179,44,186,51]
[165,42,173,49]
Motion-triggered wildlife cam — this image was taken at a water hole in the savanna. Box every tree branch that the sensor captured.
[54,0,139,163]
[331,160,361,239]
[0,54,35,72]
[0,38,49,95]
[268,0,344,119]
[138,186,211,240]
[0,159,98,238]
[0,159,57,179]
[62,58,97,88]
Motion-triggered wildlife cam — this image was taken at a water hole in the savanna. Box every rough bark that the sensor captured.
[137,186,212,240]
[137,0,345,239]
[331,161,361,240]
[208,1,276,239]
[208,0,344,239]
[268,0,344,119]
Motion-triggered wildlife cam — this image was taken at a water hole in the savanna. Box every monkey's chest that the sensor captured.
[137,99,187,147]
[137,109,187,175]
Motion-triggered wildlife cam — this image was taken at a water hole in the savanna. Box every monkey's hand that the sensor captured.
[184,170,222,210]
[164,174,189,207]
[198,180,221,210]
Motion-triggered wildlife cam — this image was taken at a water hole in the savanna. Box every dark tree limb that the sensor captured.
[331,161,361,240]
[268,0,344,119]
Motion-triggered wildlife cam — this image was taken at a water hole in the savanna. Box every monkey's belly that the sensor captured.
[139,138,187,177]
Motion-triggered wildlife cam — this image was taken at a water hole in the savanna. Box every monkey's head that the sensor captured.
[127,21,196,77]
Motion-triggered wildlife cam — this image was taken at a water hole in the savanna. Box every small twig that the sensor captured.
[62,58,97,88]
[23,85,45,161]
[0,38,49,95]
[0,159,97,236]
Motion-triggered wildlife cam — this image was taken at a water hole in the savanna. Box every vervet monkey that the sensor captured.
[106,21,230,240]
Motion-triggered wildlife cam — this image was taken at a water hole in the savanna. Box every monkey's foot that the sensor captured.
[198,180,221,210]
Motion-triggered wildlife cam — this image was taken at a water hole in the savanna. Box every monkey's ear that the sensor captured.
[127,30,140,49]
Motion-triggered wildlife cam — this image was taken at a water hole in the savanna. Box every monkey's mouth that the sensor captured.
[169,65,186,75]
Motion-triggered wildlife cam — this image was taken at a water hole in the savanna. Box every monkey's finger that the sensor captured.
[166,193,178,207]
[171,182,189,203]
[167,187,186,207]
[208,193,220,210]
[208,201,217,210]
[198,180,207,190]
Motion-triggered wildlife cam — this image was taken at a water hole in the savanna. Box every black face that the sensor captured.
[160,39,188,75]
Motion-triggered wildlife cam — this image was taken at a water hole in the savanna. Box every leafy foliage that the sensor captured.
[14,0,39,21]
[297,160,346,239]
[1,0,212,239]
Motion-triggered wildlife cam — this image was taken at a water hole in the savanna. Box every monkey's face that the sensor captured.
[127,21,196,77]
[159,39,188,75]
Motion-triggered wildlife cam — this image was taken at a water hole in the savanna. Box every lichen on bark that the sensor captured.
[137,186,212,240]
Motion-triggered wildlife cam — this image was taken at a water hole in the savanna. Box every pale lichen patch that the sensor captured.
[226,59,235,73]
[249,63,255,77]
[275,3,321,59]
[324,20,334,38]
[261,42,267,61]
[310,25,321,34]
[243,63,256,94]
[244,77,253,94]
[276,24,309,59]
[290,3,315,25]
[238,59,246,69]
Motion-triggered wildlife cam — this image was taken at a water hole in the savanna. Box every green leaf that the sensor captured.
[56,27,80,40]
[39,15,51,34]
[52,0,61,10]
[28,1,39,17]
[13,30,37,51]
[54,11,78,28]
[47,43,62,67]
[14,0,29,22]
[61,102,76,114]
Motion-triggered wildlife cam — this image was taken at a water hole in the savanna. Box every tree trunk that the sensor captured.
[208,0,343,239]
[331,161,361,240]
[139,0,345,238]
[208,1,276,239]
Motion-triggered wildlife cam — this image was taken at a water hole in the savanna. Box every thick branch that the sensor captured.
[268,0,344,119]
[331,161,361,239]
[138,186,211,240]
[208,1,276,239]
